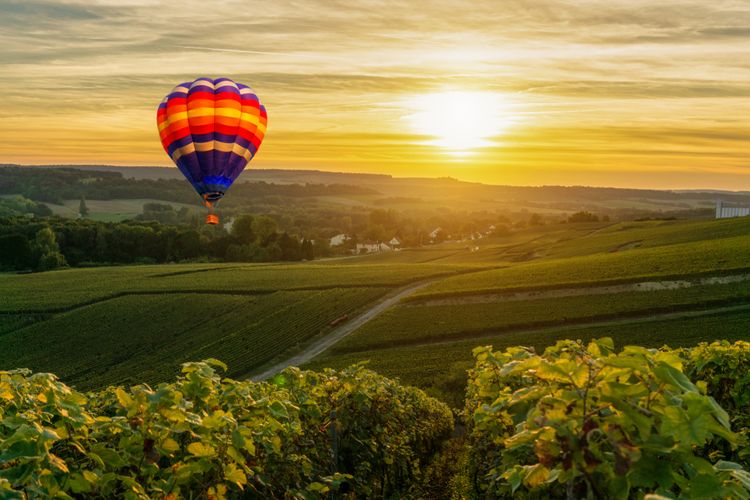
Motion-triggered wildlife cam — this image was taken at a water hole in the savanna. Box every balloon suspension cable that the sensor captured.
[202,195,220,225]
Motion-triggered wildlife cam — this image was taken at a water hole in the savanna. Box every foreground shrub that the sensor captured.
[460,338,750,499]
[0,361,453,498]
[682,340,750,467]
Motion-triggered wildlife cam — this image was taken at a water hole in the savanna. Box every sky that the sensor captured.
[1,0,749,189]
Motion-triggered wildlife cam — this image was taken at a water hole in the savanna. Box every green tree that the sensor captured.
[230,214,255,244]
[0,233,32,270]
[94,225,109,261]
[301,239,315,260]
[78,196,89,218]
[365,224,388,244]
[568,211,599,223]
[33,226,67,271]
[252,215,278,245]
[278,233,302,261]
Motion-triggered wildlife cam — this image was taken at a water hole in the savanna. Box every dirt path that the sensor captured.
[249,279,439,381]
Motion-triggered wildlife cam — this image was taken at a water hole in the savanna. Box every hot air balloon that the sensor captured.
[157,77,267,224]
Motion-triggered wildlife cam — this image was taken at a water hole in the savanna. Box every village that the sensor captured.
[327,224,496,254]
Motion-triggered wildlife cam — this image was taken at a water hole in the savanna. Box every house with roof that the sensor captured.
[356,242,392,254]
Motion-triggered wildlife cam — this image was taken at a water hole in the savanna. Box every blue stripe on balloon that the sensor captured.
[189,132,238,143]
[203,175,233,187]
[167,135,195,155]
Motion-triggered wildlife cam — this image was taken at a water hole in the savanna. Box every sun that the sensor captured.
[405,91,515,155]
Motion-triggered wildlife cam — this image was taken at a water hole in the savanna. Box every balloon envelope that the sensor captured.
[157,77,267,202]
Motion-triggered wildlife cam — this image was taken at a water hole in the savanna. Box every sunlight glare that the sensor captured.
[405,91,515,154]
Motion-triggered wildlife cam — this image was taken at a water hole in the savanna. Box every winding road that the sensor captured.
[250,270,750,381]
[250,278,439,381]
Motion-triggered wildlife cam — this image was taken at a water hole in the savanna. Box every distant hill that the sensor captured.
[3,163,748,216]
[0,164,391,184]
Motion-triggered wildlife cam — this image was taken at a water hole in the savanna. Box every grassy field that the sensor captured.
[3,216,750,404]
[46,198,197,222]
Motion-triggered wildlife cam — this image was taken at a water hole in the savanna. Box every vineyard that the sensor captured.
[3,216,750,425]
[0,289,388,390]
[456,339,750,498]
[330,280,750,353]
[0,262,464,312]
[0,262,469,390]
[306,218,750,407]
[2,340,749,498]
[412,233,750,299]
[0,362,453,498]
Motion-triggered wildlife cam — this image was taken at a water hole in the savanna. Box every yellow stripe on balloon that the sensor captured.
[171,139,254,162]
[186,107,242,119]
[164,111,189,123]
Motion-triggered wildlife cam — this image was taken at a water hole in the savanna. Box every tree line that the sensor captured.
[0,215,316,272]
[0,166,377,206]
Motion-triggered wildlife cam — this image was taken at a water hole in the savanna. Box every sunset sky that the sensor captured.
[1,0,749,189]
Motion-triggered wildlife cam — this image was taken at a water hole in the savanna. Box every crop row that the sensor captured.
[0,288,386,390]
[413,233,750,299]
[308,307,750,408]
[0,262,463,312]
[333,280,750,353]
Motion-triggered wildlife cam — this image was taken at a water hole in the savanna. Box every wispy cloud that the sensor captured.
[0,0,748,188]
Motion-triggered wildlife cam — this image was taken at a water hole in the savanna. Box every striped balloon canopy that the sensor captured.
[156,77,267,223]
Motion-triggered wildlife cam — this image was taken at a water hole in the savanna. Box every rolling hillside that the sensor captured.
[2,216,750,406]
[305,216,750,404]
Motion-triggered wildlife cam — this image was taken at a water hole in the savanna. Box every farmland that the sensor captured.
[0,262,466,389]
[3,216,750,405]
[305,216,750,405]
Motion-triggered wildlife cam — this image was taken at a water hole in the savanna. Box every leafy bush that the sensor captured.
[683,341,750,467]
[459,338,750,499]
[0,361,452,498]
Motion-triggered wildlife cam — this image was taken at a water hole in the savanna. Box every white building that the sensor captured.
[388,237,401,247]
[716,201,750,219]
[329,233,351,246]
[428,227,443,241]
[356,242,392,253]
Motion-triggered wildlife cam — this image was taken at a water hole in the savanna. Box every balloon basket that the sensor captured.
[205,214,219,225]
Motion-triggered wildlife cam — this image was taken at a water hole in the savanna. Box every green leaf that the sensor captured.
[688,473,721,498]
[307,482,329,493]
[115,387,133,408]
[187,442,216,458]
[653,362,697,393]
[161,438,180,453]
[68,472,94,494]
[204,358,228,372]
[523,464,549,488]
[224,463,247,487]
